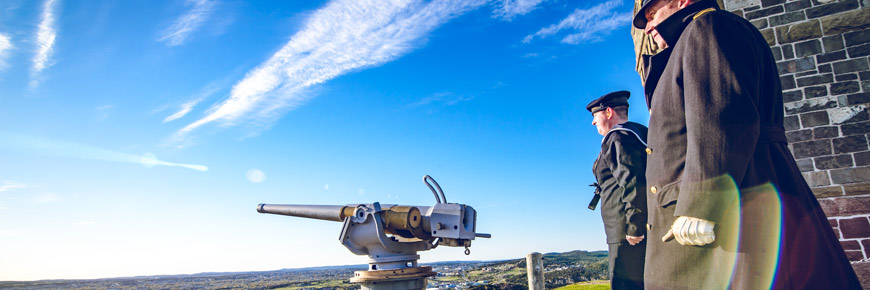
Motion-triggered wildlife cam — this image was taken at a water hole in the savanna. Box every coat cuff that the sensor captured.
[674,175,740,223]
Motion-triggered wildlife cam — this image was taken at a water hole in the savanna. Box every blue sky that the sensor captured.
[0,0,650,281]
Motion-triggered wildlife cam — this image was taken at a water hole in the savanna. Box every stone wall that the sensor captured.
[724,0,870,286]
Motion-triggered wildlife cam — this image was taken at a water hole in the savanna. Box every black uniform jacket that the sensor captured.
[641,0,861,289]
[593,122,648,244]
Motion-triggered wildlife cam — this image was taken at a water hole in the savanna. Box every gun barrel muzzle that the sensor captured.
[257,204,354,222]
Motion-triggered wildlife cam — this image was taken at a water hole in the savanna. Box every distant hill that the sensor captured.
[0,250,608,290]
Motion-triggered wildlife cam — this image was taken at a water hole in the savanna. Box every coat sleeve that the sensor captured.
[608,133,648,237]
[674,13,761,223]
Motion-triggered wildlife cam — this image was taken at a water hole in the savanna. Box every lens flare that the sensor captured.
[0,132,207,172]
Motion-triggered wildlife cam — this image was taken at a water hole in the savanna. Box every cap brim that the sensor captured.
[633,10,648,29]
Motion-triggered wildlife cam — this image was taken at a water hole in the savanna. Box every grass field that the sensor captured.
[553,280,610,290]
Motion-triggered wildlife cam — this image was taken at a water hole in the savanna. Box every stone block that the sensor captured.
[842,120,870,135]
[804,170,833,186]
[783,89,804,102]
[787,129,814,142]
[807,0,859,18]
[770,10,807,27]
[846,250,864,261]
[785,0,811,12]
[785,115,801,130]
[852,255,870,289]
[783,44,796,59]
[833,135,869,153]
[804,85,829,98]
[801,110,831,126]
[747,5,785,19]
[846,92,870,105]
[820,195,870,216]
[842,240,862,250]
[797,157,815,171]
[848,43,870,57]
[814,126,840,138]
[761,0,786,7]
[776,19,823,44]
[815,154,855,169]
[816,50,847,63]
[823,35,845,52]
[847,92,870,105]
[813,185,843,197]
[845,29,870,46]
[856,151,870,166]
[781,74,797,90]
[840,216,870,239]
[837,74,859,81]
[792,139,833,158]
[833,58,870,74]
[862,71,870,80]
[797,74,834,87]
[831,81,861,95]
[864,80,870,92]
[819,63,833,73]
[831,166,870,183]
[726,0,762,10]
[830,105,869,124]
[795,39,823,57]
[776,57,816,75]
[761,28,776,46]
[844,181,870,195]
[752,18,769,30]
[831,218,840,228]
[785,96,838,114]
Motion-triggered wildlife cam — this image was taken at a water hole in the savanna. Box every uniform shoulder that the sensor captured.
[689,8,755,33]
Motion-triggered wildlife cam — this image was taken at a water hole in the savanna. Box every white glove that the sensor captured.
[662,216,715,246]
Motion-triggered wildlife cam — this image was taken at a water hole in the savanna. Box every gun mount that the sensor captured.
[257,175,490,290]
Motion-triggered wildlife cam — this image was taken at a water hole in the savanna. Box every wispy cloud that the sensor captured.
[31,0,59,88]
[492,0,545,20]
[158,0,217,47]
[172,0,487,142]
[163,83,222,123]
[409,92,474,107]
[0,34,12,70]
[523,0,629,44]
[0,181,28,193]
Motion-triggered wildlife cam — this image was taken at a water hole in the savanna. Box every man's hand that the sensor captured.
[661,216,715,246]
[626,235,645,245]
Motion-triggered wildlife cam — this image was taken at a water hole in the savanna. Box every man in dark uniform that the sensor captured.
[587,90,648,290]
[633,0,861,288]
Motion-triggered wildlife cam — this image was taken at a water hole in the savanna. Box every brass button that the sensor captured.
[650,186,657,194]
[646,224,652,231]
[645,148,652,155]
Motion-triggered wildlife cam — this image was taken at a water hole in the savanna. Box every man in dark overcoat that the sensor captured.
[587,91,648,290]
[633,0,861,288]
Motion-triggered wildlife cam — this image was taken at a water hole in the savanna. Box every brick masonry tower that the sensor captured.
[633,0,870,286]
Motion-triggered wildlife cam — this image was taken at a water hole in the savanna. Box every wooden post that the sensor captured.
[526,252,544,290]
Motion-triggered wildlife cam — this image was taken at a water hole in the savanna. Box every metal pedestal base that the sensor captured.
[351,266,436,290]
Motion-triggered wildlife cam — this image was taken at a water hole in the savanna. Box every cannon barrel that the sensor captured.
[257,204,355,222]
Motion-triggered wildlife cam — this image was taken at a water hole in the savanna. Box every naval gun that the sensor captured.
[257,175,490,290]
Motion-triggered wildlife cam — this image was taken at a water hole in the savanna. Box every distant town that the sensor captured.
[0,250,608,290]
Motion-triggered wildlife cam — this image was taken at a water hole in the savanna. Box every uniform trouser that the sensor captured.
[608,240,646,290]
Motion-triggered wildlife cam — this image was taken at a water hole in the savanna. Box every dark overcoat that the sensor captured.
[641,0,861,289]
[593,121,648,289]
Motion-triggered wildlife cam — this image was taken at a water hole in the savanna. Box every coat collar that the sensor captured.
[654,0,720,48]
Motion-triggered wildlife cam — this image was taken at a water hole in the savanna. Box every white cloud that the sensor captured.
[492,0,545,20]
[31,0,59,87]
[0,34,12,70]
[409,91,474,107]
[163,84,221,123]
[172,0,487,141]
[524,0,630,44]
[158,0,217,47]
[0,181,28,193]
